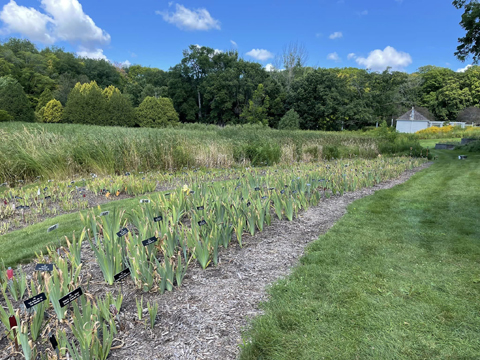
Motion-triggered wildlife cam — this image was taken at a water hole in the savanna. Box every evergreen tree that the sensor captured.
[103,85,135,126]
[42,99,63,123]
[240,84,270,125]
[136,96,179,128]
[36,88,54,111]
[278,109,300,130]
[0,76,34,122]
[64,81,107,125]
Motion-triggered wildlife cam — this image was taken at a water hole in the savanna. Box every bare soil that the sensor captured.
[0,163,430,360]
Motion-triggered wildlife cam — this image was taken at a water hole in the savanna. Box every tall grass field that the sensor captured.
[0,122,382,183]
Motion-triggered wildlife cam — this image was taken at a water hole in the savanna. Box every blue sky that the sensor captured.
[0,0,472,73]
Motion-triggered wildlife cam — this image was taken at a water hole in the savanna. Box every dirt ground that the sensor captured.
[0,163,430,360]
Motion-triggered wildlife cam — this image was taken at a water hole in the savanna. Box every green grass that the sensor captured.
[240,150,480,359]
[0,190,174,267]
[419,138,461,148]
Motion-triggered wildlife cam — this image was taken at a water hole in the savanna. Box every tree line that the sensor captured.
[1,38,480,130]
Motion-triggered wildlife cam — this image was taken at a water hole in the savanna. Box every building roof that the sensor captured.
[397,107,429,121]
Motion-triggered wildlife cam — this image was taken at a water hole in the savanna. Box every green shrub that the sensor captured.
[136,97,179,128]
[458,140,480,153]
[43,100,63,123]
[0,109,13,122]
[103,86,135,127]
[279,109,300,130]
[0,76,34,122]
[64,81,107,125]
[323,145,340,160]
[234,141,281,166]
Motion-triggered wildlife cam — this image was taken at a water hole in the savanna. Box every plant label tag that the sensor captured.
[47,224,58,233]
[49,334,58,350]
[247,201,251,207]
[164,193,171,197]
[8,315,17,329]
[99,211,110,217]
[35,264,53,272]
[198,220,207,226]
[254,187,261,191]
[24,293,47,309]
[142,236,158,247]
[45,196,51,199]
[190,190,195,194]
[153,216,163,222]
[59,287,83,308]
[140,199,151,204]
[261,196,268,200]
[268,187,275,191]
[197,206,204,210]
[116,228,129,237]
[114,268,131,282]
[280,190,285,194]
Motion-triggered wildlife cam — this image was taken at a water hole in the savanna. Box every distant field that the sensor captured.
[0,122,379,183]
[419,138,461,148]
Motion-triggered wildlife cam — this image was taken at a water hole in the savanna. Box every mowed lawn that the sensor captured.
[240,150,480,360]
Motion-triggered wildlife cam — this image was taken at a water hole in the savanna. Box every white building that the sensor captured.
[395,107,466,133]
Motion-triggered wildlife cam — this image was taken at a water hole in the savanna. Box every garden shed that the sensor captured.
[396,107,466,133]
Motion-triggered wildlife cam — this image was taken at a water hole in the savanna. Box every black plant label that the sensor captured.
[198,220,207,226]
[153,215,163,222]
[24,293,47,309]
[35,264,53,272]
[99,211,110,217]
[47,224,58,233]
[59,287,83,308]
[254,187,261,191]
[49,334,58,349]
[114,268,131,282]
[197,206,204,210]
[142,236,158,247]
[116,228,129,237]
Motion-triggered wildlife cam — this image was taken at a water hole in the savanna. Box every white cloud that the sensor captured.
[157,3,220,31]
[327,52,341,62]
[246,48,274,61]
[42,0,110,47]
[355,46,412,71]
[457,64,473,73]
[329,31,343,40]
[0,0,110,57]
[315,33,323,38]
[347,53,356,60]
[358,10,368,16]
[120,60,131,68]
[230,40,237,47]
[194,44,222,55]
[0,0,54,43]
[77,47,106,60]
[265,63,275,72]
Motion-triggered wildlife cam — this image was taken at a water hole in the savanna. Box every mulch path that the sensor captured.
[0,163,431,360]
